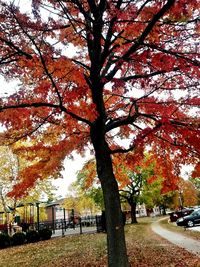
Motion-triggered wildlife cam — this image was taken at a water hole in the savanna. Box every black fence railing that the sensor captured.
[0,215,106,236]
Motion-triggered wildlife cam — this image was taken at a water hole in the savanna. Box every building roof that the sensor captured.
[45,198,65,207]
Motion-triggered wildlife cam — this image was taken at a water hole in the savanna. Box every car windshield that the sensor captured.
[191,209,200,216]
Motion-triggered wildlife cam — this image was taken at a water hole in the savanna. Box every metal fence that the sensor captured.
[0,215,105,237]
[35,215,103,237]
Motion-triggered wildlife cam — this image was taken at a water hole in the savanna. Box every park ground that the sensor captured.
[0,217,200,267]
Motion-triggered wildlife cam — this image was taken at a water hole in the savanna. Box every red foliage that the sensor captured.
[0,0,199,196]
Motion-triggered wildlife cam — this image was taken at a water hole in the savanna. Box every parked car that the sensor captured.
[176,208,200,227]
[169,208,194,222]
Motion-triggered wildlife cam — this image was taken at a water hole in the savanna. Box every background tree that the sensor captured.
[87,187,104,211]
[63,193,100,216]
[76,161,104,210]
[0,145,20,225]
[189,177,200,205]
[119,160,157,224]
[172,178,199,208]
[141,177,199,212]
[120,172,144,224]
[141,177,175,214]
[63,194,78,220]
[0,1,200,266]
[189,177,200,191]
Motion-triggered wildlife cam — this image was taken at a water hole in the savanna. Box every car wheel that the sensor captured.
[187,220,194,227]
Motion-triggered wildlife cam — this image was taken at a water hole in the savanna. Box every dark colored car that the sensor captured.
[176,208,200,227]
[169,208,194,222]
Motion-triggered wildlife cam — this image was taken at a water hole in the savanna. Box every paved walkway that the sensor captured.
[151,219,200,257]
[52,226,97,238]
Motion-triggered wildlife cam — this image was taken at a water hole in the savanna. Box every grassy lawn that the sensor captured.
[0,217,199,267]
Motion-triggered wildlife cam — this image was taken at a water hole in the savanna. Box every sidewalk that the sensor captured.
[51,226,97,238]
[151,219,200,257]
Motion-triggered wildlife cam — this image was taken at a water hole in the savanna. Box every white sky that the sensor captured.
[0,76,20,96]
[53,152,92,197]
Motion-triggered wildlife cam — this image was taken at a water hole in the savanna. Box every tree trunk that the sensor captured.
[130,201,138,224]
[91,124,130,267]
[162,206,166,215]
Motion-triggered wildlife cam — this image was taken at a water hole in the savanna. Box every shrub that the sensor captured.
[26,230,40,243]
[0,233,10,249]
[12,232,26,246]
[39,228,52,240]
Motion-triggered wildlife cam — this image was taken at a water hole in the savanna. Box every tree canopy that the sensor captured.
[0,1,199,266]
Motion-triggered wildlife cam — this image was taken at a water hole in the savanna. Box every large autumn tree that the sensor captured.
[0,1,199,266]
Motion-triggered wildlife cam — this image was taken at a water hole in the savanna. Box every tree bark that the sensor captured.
[91,123,130,267]
[130,201,138,224]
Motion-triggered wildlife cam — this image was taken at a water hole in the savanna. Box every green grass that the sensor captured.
[0,217,199,267]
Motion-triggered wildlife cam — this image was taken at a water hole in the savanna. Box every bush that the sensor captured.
[39,228,52,240]
[12,232,26,246]
[0,233,10,249]
[26,230,40,243]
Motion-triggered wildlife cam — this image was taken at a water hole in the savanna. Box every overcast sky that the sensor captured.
[53,152,92,197]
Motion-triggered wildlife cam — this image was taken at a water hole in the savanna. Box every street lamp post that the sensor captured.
[52,205,55,234]
[36,202,40,231]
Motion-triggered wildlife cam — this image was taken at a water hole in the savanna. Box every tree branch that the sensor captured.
[121,68,179,81]
[110,123,162,154]
[0,102,92,126]
[106,113,139,132]
[124,0,175,59]
[0,37,33,60]
[144,43,200,67]
[105,0,176,81]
